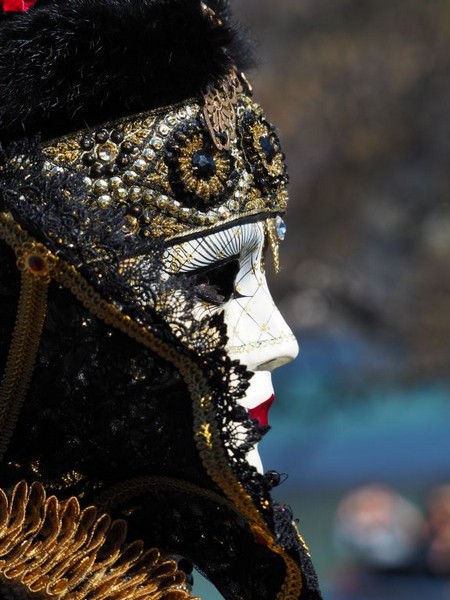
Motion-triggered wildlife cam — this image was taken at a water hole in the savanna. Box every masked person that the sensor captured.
[0,1,322,598]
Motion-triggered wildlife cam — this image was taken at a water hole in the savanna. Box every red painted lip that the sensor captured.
[248,394,275,427]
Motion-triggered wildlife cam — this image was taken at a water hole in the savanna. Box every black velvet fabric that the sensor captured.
[0,0,253,141]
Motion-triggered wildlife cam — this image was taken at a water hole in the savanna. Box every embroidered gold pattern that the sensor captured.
[36,91,287,244]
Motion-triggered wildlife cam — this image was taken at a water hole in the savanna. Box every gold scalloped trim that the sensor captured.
[0,481,191,600]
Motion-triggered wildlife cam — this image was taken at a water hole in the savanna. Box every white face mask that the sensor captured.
[164,220,299,472]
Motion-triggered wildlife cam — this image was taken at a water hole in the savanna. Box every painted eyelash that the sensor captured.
[171,223,262,273]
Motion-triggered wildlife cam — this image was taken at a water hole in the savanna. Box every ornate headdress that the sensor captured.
[0,1,322,598]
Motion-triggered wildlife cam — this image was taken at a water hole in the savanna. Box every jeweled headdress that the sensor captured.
[0,1,322,598]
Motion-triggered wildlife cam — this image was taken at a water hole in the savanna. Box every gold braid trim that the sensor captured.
[0,212,303,599]
[0,243,54,461]
[264,218,281,274]
[0,480,192,600]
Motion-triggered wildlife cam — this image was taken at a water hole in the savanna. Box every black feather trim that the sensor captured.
[0,0,253,141]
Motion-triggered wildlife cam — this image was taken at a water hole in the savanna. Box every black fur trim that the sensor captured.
[0,0,253,141]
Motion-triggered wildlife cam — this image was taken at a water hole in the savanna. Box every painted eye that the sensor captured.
[192,259,240,306]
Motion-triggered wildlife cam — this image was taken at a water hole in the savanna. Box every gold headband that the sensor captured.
[39,83,288,244]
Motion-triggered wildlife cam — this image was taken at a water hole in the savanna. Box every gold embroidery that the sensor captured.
[32,90,288,244]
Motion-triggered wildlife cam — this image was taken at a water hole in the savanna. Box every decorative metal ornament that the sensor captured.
[33,86,288,244]
[202,71,243,151]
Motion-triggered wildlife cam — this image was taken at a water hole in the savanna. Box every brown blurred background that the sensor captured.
[236,0,450,376]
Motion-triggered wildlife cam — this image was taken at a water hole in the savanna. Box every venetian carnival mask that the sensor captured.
[0,1,322,598]
[165,220,299,471]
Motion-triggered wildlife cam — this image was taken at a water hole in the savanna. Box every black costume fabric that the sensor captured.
[0,1,322,598]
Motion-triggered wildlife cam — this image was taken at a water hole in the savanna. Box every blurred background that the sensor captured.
[196,1,450,598]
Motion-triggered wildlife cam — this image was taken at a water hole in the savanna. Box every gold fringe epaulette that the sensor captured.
[0,481,192,600]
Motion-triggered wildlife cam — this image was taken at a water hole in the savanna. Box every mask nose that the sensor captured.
[224,279,299,372]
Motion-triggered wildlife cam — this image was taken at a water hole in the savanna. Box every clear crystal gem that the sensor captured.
[142,148,156,161]
[97,195,112,208]
[159,123,170,136]
[124,170,138,184]
[276,216,287,241]
[109,176,123,190]
[133,159,147,172]
[150,136,163,150]
[98,142,118,162]
[93,179,109,194]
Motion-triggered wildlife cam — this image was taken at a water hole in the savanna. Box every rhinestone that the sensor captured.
[159,123,170,136]
[26,254,46,273]
[49,166,64,177]
[178,109,187,119]
[142,148,156,161]
[133,159,147,172]
[111,130,124,144]
[43,161,52,172]
[98,142,119,162]
[95,129,109,144]
[150,136,163,150]
[93,179,109,195]
[115,188,128,201]
[97,195,112,208]
[109,176,123,190]
[180,207,192,218]
[83,177,93,187]
[166,114,177,126]
[228,200,239,211]
[157,195,169,208]
[124,170,138,184]
[217,206,230,219]
[192,150,216,179]
[186,106,194,117]
[80,136,95,151]
[167,201,180,215]
[82,152,96,167]
[143,190,155,204]
[276,216,287,241]
[128,186,141,201]
[121,141,135,155]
